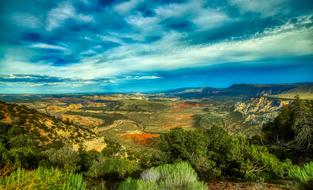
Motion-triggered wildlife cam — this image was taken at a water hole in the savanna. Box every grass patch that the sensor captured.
[0,167,86,190]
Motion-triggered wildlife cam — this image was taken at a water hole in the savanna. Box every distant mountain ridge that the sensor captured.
[163,82,313,98]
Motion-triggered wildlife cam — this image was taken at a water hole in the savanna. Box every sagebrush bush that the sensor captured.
[154,162,198,185]
[141,168,160,183]
[0,167,86,190]
[118,162,207,190]
[118,178,159,190]
[150,162,207,190]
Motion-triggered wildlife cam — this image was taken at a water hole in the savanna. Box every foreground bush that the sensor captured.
[118,162,207,190]
[227,137,292,181]
[160,126,231,180]
[289,162,313,189]
[160,127,291,181]
[0,167,86,190]
[87,157,140,180]
[263,98,313,157]
[118,178,159,190]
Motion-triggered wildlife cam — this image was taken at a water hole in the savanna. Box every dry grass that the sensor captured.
[208,181,294,190]
[61,114,103,126]
[270,93,313,100]
[121,133,160,145]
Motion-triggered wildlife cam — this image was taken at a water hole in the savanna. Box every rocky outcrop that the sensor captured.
[234,96,289,126]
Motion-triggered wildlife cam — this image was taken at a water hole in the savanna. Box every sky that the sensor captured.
[0,0,313,93]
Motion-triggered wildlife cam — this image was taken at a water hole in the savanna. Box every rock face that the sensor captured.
[234,96,288,126]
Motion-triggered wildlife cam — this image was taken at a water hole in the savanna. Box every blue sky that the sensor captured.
[0,0,313,93]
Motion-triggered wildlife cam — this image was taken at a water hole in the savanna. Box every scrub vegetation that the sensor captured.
[0,96,313,189]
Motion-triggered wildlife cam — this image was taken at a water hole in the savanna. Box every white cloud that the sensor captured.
[0,59,54,76]
[98,35,124,45]
[123,0,228,40]
[154,0,203,18]
[46,2,75,30]
[229,0,289,16]
[1,74,35,79]
[192,9,229,29]
[114,0,142,14]
[30,43,68,51]
[126,75,162,80]
[126,13,159,27]
[46,1,93,31]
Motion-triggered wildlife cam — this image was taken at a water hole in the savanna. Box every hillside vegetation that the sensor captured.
[0,101,90,143]
[0,96,312,189]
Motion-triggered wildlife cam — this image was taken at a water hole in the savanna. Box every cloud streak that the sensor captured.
[30,43,68,51]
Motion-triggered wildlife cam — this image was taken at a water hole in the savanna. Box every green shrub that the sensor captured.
[160,127,291,181]
[0,167,86,190]
[289,162,313,184]
[0,123,42,169]
[78,150,99,172]
[0,142,9,167]
[8,134,37,148]
[155,162,207,190]
[87,157,140,180]
[8,146,41,168]
[160,127,231,179]
[118,162,207,190]
[118,178,159,190]
[263,98,313,156]
[7,125,27,137]
[227,137,292,181]
[44,146,81,172]
[101,139,125,157]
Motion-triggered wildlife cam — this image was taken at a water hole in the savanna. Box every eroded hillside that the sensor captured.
[234,96,289,125]
[0,94,296,148]
[0,101,106,151]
